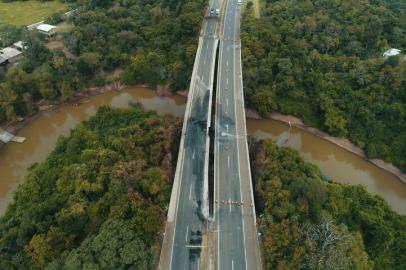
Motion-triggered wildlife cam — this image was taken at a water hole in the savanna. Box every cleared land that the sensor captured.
[0,0,67,26]
[253,0,260,18]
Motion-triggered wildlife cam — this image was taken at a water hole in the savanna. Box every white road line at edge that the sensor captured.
[231,1,248,269]
[185,226,189,242]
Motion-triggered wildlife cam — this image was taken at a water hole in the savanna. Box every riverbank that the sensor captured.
[1,86,405,215]
[246,108,406,184]
[0,82,184,150]
[0,106,177,268]
[3,85,406,186]
[0,83,116,150]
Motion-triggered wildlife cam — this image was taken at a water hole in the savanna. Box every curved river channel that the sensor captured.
[0,87,405,215]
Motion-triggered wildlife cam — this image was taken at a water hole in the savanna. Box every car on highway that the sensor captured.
[237,0,243,5]
[215,8,220,16]
[210,8,215,16]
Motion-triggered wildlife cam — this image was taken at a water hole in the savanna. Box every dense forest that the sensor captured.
[0,0,205,123]
[242,0,406,171]
[0,106,182,269]
[253,140,406,269]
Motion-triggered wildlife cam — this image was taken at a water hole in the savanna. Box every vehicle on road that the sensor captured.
[210,8,215,15]
[237,0,243,5]
[215,8,220,15]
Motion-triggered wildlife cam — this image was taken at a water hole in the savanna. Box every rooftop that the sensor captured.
[36,24,57,32]
[0,47,23,60]
[0,129,14,143]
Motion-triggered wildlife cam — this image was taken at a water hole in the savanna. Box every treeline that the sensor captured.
[241,0,406,171]
[253,140,406,269]
[0,0,205,123]
[0,106,182,269]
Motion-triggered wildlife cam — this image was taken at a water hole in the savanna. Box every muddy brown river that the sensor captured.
[0,87,405,215]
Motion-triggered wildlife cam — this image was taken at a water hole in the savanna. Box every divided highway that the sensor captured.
[158,1,220,269]
[159,0,262,269]
[213,0,262,269]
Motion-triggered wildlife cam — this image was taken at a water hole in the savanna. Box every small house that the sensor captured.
[0,47,23,64]
[36,24,58,38]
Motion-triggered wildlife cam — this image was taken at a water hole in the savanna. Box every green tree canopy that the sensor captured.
[254,140,406,269]
[0,106,182,269]
[242,0,406,172]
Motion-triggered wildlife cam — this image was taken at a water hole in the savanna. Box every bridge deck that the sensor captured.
[213,0,262,269]
[158,1,220,269]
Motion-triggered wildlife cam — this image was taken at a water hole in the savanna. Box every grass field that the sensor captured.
[0,0,67,27]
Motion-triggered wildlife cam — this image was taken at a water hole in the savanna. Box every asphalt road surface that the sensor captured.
[214,0,262,269]
[158,0,220,269]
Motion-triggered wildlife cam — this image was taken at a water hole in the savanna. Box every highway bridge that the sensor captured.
[158,0,261,269]
[158,0,220,269]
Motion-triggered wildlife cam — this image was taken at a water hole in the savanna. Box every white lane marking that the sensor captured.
[227,98,229,107]
[226,124,229,133]
[192,150,195,160]
[226,77,229,85]
[232,260,235,270]
[186,226,189,242]
[189,184,193,200]
[227,61,229,67]
[229,197,232,213]
[197,259,200,270]
[227,155,230,168]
